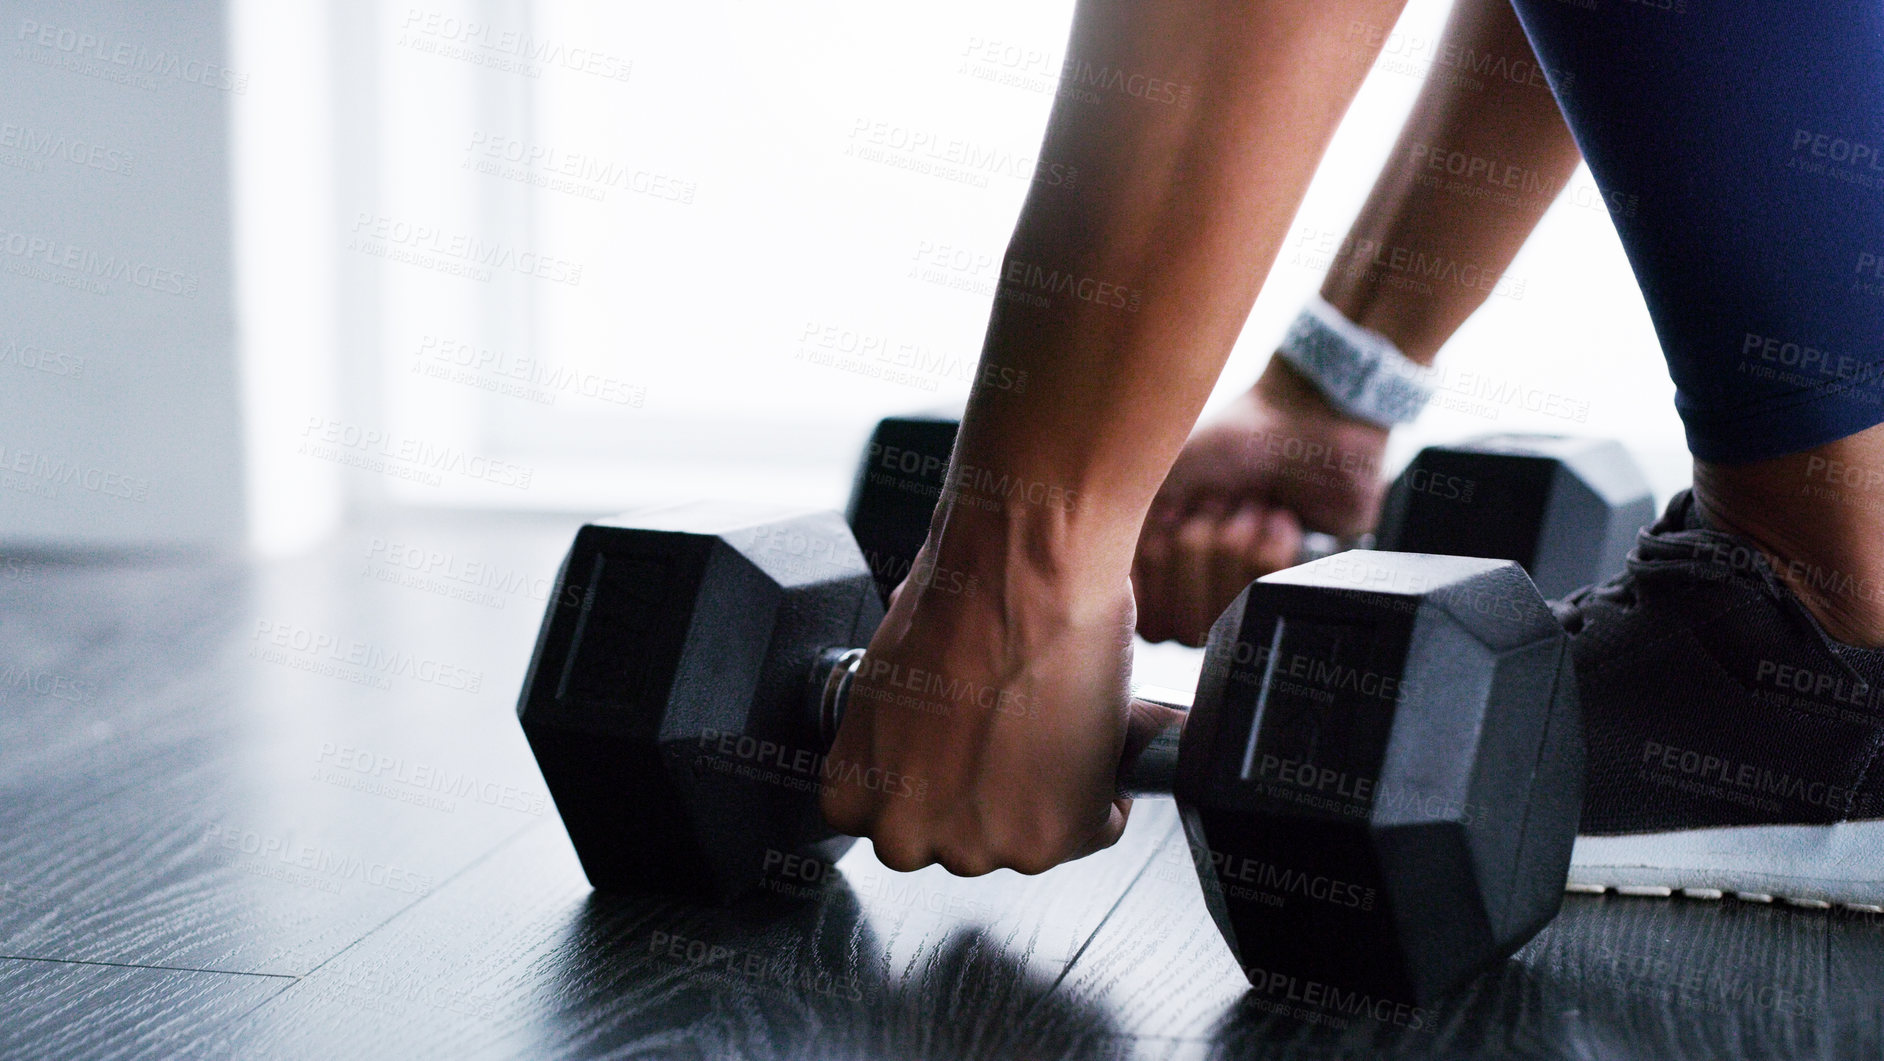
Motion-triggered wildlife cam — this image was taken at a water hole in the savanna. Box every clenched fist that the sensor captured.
[1132,360,1391,645]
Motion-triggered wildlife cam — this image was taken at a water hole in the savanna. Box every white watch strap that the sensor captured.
[1275,296,1433,428]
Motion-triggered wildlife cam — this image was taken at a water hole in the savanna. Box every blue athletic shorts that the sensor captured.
[1509,0,1884,463]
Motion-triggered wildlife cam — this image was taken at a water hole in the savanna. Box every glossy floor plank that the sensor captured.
[1029,830,1868,1060]
[207,802,1179,1060]
[0,956,291,1061]
[0,526,564,977]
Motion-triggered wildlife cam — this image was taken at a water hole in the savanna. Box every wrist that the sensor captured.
[1254,358,1391,442]
[916,482,1138,612]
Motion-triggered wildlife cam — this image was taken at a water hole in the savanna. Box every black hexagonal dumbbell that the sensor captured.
[845,411,1352,606]
[516,503,882,903]
[848,416,1655,605]
[1376,433,1656,599]
[845,410,962,604]
[517,502,1581,1005]
[1174,550,1582,1005]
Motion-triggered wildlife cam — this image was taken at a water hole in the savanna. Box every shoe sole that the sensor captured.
[1568,820,1884,913]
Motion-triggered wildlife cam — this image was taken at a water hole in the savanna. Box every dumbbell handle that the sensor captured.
[809,648,1188,798]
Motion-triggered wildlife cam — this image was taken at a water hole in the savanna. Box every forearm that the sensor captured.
[936,0,1409,588]
[1320,0,1581,364]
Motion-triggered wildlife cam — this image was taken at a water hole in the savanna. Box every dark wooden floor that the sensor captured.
[3,513,1881,1060]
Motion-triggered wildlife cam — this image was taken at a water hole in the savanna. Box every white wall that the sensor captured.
[0,0,246,549]
[228,0,346,556]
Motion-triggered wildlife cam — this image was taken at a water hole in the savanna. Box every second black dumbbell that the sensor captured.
[846,414,1654,605]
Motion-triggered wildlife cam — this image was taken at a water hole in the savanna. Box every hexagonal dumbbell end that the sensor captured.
[1376,434,1655,599]
[845,412,960,605]
[517,501,884,904]
[1178,550,1583,1005]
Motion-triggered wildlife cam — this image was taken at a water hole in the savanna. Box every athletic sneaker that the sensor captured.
[1553,489,1884,911]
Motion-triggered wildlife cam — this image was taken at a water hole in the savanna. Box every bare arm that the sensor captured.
[950,0,1409,581]
[1134,0,1584,645]
[823,0,1412,876]
[1324,0,1581,357]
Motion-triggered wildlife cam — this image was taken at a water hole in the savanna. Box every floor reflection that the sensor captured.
[527,876,1132,1060]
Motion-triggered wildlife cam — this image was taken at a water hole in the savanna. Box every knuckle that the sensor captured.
[869,834,934,874]
[1220,520,1257,550]
[1177,520,1213,550]
[862,807,939,872]
[1003,846,1061,876]
[936,849,998,878]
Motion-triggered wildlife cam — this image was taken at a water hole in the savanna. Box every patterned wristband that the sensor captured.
[1275,296,1433,428]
